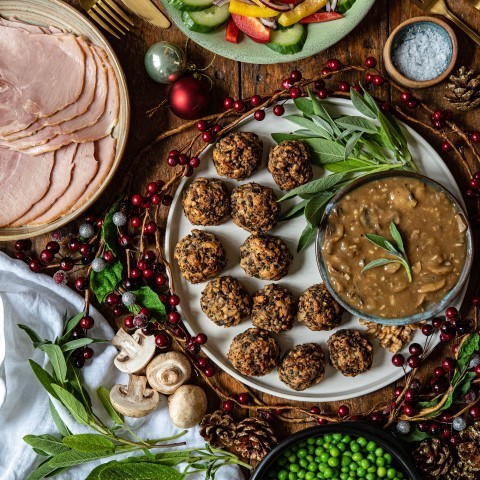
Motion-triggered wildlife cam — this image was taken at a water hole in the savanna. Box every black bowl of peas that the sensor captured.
[250,422,420,480]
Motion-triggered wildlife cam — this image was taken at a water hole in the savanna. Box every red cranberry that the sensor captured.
[432,317,443,329]
[202,131,213,143]
[14,239,29,251]
[404,389,415,402]
[78,244,90,256]
[289,87,301,99]
[130,268,141,279]
[352,85,361,93]
[45,241,60,254]
[403,404,415,416]
[106,293,120,306]
[168,312,181,324]
[146,182,158,195]
[254,110,265,121]
[74,277,87,291]
[321,67,332,78]
[373,75,385,86]
[338,81,350,92]
[142,324,155,336]
[79,316,94,329]
[475,364,480,377]
[445,307,458,319]
[68,238,80,252]
[71,327,85,339]
[250,94,262,107]
[470,178,480,190]
[440,412,452,423]
[155,274,168,287]
[314,80,326,90]
[365,56,377,68]
[282,78,294,89]
[327,59,342,71]
[162,195,173,207]
[83,347,94,360]
[338,405,349,417]
[40,249,54,264]
[198,357,208,368]
[317,88,329,99]
[429,422,440,435]
[139,307,150,317]
[441,332,455,342]
[290,69,302,82]
[450,434,461,446]
[434,367,446,377]
[409,343,423,356]
[237,393,251,405]
[369,412,384,424]
[178,154,188,166]
[431,110,444,122]
[393,386,403,398]
[144,222,157,235]
[29,259,42,272]
[155,333,169,348]
[189,157,200,168]
[223,97,234,109]
[310,406,321,415]
[380,102,391,112]
[273,105,284,116]
[441,141,452,152]
[441,321,455,334]
[233,100,246,112]
[469,406,480,420]
[407,355,421,368]
[204,366,215,377]
[223,400,235,412]
[418,422,429,432]
[131,194,143,207]
[392,354,404,367]
[400,92,411,103]
[168,150,179,158]
[422,324,434,336]
[317,418,328,425]
[168,295,180,307]
[118,235,131,247]
[103,250,115,263]
[124,315,134,329]
[195,333,207,345]
[407,99,418,109]
[14,251,27,261]
[471,131,480,143]
[196,120,208,132]
[130,216,141,228]
[433,120,444,130]
[432,378,449,394]
[74,357,85,368]
[365,72,375,83]
[60,257,74,271]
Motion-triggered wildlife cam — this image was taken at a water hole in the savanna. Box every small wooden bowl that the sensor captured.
[383,16,458,89]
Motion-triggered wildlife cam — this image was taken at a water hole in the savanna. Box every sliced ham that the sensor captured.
[31,142,98,225]
[0,26,85,137]
[11,144,77,226]
[4,38,99,142]
[0,147,54,227]
[0,17,48,34]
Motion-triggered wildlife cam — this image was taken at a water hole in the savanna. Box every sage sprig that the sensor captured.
[362,222,413,283]
[19,319,250,479]
[273,86,419,251]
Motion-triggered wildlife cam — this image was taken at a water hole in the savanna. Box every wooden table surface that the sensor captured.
[5,0,480,475]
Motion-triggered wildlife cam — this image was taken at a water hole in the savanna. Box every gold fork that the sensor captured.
[79,0,134,38]
[411,0,480,46]
[467,0,480,9]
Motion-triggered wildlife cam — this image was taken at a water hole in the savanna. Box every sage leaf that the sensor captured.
[302,139,346,164]
[18,324,47,348]
[24,435,71,456]
[101,202,121,254]
[360,86,380,115]
[127,286,166,322]
[63,434,115,453]
[390,222,406,257]
[378,111,401,151]
[51,385,90,426]
[90,260,123,304]
[278,199,309,221]
[271,133,318,143]
[47,449,114,469]
[336,127,356,141]
[325,159,373,173]
[349,87,376,119]
[97,386,124,425]
[297,224,317,252]
[336,116,378,134]
[61,313,85,343]
[361,258,399,274]
[293,96,315,117]
[365,233,399,253]
[283,115,332,139]
[307,89,341,135]
[61,338,93,352]
[39,344,67,384]
[311,115,334,136]
[279,172,347,201]
[29,360,60,399]
[401,430,431,443]
[305,195,330,228]
[454,333,480,383]
[98,462,184,480]
[344,132,363,160]
[25,460,58,480]
[49,399,71,437]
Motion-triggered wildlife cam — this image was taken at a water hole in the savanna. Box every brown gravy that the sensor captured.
[322,177,467,318]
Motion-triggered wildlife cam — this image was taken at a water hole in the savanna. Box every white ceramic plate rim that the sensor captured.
[165,97,467,402]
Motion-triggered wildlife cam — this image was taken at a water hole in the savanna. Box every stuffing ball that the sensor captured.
[327,329,374,377]
[278,343,326,391]
[227,328,280,376]
[174,229,226,284]
[213,132,263,180]
[240,234,293,280]
[200,276,251,327]
[297,283,343,331]
[182,177,230,226]
[230,182,280,234]
[268,140,313,191]
[252,284,296,333]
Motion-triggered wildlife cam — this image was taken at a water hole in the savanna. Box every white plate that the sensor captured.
[166,98,466,402]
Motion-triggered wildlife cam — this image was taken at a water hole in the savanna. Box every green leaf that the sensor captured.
[283,115,332,139]
[97,386,124,425]
[344,132,363,160]
[49,399,71,437]
[18,324,48,348]
[378,111,401,151]
[304,195,330,228]
[297,224,317,252]
[365,233,399,253]
[311,115,335,136]
[401,430,431,443]
[51,385,90,426]
[360,86,380,115]
[24,435,71,456]
[29,360,59,400]
[46,449,114,469]
[456,372,476,399]
[98,462,184,480]
[325,159,373,173]
[279,172,347,201]
[278,199,309,221]
[293,96,315,117]
[63,434,115,453]
[302,139,346,164]
[271,133,319,144]
[101,202,121,254]
[25,460,59,480]
[90,260,123,304]
[61,313,85,343]
[349,87,376,119]
[307,90,341,135]
[127,286,167,322]
[336,116,378,134]
[39,344,67,384]
[390,222,406,257]
[61,338,93,352]
[361,258,399,274]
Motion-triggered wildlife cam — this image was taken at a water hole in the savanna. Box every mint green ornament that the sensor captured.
[144,41,186,84]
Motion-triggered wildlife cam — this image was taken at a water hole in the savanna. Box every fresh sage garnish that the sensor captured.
[273,86,419,251]
[361,222,413,283]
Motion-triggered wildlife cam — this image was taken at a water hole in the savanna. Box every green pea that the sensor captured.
[384,453,392,465]
[289,455,297,464]
[288,473,297,480]
[324,435,333,444]
[374,448,384,457]
[349,462,358,471]
[308,438,316,445]
[337,442,347,452]
[357,437,368,447]
[300,458,308,468]
[323,443,331,450]
[341,466,349,472]
[290,464,301,473]
[323,468,333,479]
[352,452,363,463]
[316,437,325,446]
[375,457,385,467]
[343,451,353,458]
[298,449,308,459]
[366,441,377,453]
[330,447,340,458]
[387,468,397,479]
[377,466,387,477]
[315,447,325,456]
[308,446,316,455]
[328,457,339,467]
[347,477,356,480]
[366,453,376,463]
[333,433,343,442]
[306,473,316,480]
[367,466,376,473]
[316,473,325,480]
[360,459,370,469]
[365,474,375,480]
[342,435,351,443]
[319,463,329,471]
[342,456,352,466]
[308,463,317,472]
[350,442,360,453]
[340,474,348,480]
[278,470,288,480]
[298,469,306,479]
[284,449,293,457]
[356,467,366,477]
[306,455,314,463]
[320,453,330,463]
[299,441,308,448]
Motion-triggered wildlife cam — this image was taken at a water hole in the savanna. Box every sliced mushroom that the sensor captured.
[455,214,467,233]
[110,375,160,418]
[418,279,446,293]
[111,328,156,374]
[168,384,207,428]
[426,263,453,275]
[146,351,192,394]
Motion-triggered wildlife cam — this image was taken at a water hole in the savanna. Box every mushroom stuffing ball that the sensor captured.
[240,234,293,280]
[174,229,227,284]
[201,276,251,327]
[252,284,296,333]
[278,343,326,391]
[182,177,230,226]
[227,328,280,376]
[297,283,343,331]
[268,140,313,191]
[212,132,263,180]
[327,329,374,377]
[230,182,280,234]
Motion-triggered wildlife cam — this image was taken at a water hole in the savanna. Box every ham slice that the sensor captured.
[4,38,99,142]
[11,144,77,226]
[0,17,48,34]
[0,147,54,227]
[0,26,85,137]
[31,142,98,225]
[21,46,119,156]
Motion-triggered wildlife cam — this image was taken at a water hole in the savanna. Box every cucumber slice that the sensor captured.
[181,4,230,33]
[267,24,307,55]
[337,0,356,14]
[172,0,214,12]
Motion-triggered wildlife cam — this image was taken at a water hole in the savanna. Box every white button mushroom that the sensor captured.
[111,328,156,374]
[146,351,192,395]
[168,384,207,428]
[110,375,160,418]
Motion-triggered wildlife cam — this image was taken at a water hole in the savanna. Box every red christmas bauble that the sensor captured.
[168,76,210,120]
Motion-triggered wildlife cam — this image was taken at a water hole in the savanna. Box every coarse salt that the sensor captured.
[392,24,451,81]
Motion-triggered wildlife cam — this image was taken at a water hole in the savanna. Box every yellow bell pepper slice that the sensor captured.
[278,0,327,27]
[229,0,279,18]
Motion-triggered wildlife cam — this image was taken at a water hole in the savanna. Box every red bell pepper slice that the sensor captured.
[300,11,343,23]
[225,17,240,43]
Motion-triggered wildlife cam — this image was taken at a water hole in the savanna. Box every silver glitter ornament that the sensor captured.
[112,212,127,227]
[453,417,467,431]
[79,223,95,239]
[469,354,480,368]
[91,258,106,272]
[122,291,136,307]
[133,314,149,328]
[144,42,186,84]
[396,420,411,434]
[53,270,69,285]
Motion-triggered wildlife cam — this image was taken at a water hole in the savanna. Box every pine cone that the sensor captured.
[234,417,277,461]
[444,66,480,111]
[199,410,237,448]
[445,421,480,479]
[412,438,453,476]
[445,461,477,480]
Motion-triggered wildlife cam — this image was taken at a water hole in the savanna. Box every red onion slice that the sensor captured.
[213,0,230,5]
[260,17,277,28]
[326,0,331,11]
[331,0,338,10]
[258,0,292,11]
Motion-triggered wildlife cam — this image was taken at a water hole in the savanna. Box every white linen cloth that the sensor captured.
[0,251,243,480]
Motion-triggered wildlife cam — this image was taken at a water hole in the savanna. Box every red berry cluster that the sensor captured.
[466,170,480,198]
[223,93,268,120]
[399,91,418,110]
[166,149,201,171]
[428,109,454,130]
